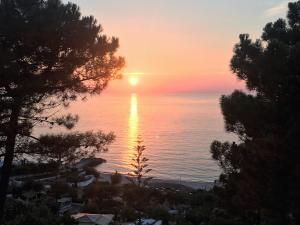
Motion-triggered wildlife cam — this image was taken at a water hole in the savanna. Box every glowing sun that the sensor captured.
[129,77,139,86]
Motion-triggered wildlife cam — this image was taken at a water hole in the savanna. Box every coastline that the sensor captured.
[97,171,215,191]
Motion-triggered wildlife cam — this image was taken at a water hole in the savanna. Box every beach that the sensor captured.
[97,171,215,191]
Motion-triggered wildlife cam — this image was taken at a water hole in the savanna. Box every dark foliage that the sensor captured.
[8,161,59,176]
[50,180,77,200]
[127,140,153,188]
[0,0,124,221]
[3,200,77,225]
[111,170,122,185]
[24,131,115,167]
[211,1,300,224]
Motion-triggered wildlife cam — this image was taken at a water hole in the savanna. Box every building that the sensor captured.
[71,213,114,225]
[127,219,162,225]
[58,197,82,215]
[58,197,73,215]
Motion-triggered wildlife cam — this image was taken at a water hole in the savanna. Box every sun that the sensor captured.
[129,77,139,86]
[125,71,143,87]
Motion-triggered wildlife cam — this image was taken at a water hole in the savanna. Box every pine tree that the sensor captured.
[127,139,153,225]
[127,140,153,188]
[211,1,300,224]
[0,0,124,221]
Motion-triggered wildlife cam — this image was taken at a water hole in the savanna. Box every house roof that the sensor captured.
[127,219,162,225]
[58,197,72,203]
[142,219,162,225]
[72,213,113,225]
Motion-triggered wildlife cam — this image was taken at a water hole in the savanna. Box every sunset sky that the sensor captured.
[67,0,294,94]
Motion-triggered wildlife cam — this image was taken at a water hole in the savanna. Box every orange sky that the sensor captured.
[102,14,244,95]
[104,10,243,94]
[68,0,292,94]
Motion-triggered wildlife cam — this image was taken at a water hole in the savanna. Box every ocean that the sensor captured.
[36,93,236,183]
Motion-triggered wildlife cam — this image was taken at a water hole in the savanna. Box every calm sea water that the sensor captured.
[37,93,236,182]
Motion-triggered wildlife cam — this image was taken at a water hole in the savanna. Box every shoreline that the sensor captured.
[97,171,216,191]
[8,159,217,191]
[94,159,217,191]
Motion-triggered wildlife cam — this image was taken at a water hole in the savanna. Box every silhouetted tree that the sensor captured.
[22,131,115,167]
[0,0,124,221]
[127,140,153,188]
[211,1,300,224]
[3,200,77,225]
[127,140,153,225]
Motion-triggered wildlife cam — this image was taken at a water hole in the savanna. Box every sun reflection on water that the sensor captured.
[128,93,139,153]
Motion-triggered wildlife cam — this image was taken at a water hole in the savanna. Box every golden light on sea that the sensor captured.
[128,93,139,151]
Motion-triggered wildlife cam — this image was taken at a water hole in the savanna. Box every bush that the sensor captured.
[149,207,170,224]
[23,179,44,192]
[82,202,100,214]
[120,206,138,222]
[110,171,122,185]
[9,161,59,176]
[3,200,77,225]
[50,181,76,200]
[84,182,120,203]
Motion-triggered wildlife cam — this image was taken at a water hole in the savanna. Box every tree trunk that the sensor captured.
[0,101,20,223]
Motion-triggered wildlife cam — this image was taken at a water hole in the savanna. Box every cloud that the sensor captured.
[264,0,290,17]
